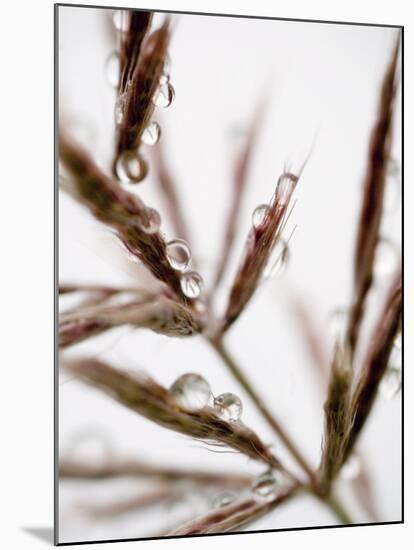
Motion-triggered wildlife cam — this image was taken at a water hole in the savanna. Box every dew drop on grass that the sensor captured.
[263,239,289,279]
[212,492,236,508]
[166,239,191,271]
[115,150,148,184]
[252,471,277,503]
[170,373,212,410]
[384,177,401,216]
[180,272,203,299]
[273,172,297,206]
[252,204,270,229]
[380,367,401,400]
[105,51,120,88]
[394,332,402,350]
[152,81,175,108]
[114,93,127,126]
[389,341,402,370]
[159,72,170,85]
[141,121,161,146]
[138,207,161,234]
[214,393,243,422]
[125,249,139,263]
[380,338,402,401]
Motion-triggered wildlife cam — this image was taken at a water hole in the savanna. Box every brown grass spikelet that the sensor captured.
[221,171,298,332]
[168,485,298,535]
[59,294,203,347]
[59,133,191,302]
[319,342,353,493]
[114,17,171,171]
[64,358,282,470]
[347,35,400,356]
[344,271,402,460]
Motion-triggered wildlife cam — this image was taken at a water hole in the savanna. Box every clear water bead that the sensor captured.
[170,373,212,410]
[263,239,289,279]
[181,272,203,299]
[252,471,277,503]
[105,51,120,88]
[67,431,113,465]
[152,81,175,108]
[340,455,361,480]
[274,172,297,206]
[252,204,270,229]
[387,157,400,179]
[138,208,161,234]
[112,10,129,32]
[159,72,170,85]
[384,178,401,216]
[166,239,191,271]
[114,92,127,126]
[141,121,161,146]
[394,331,402,350]
[375,238,398,279]
[389,341,402,370]
[214,393,243,422]
[380,367,401,400]
[125,249,139,263]
[213,492,236,508]
[115,150,148,184]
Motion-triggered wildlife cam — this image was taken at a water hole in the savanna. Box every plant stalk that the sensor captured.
[209,336,353,526]
[208,336,317,485]
[322,494,353,524]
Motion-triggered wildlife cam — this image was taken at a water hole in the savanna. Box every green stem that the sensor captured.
[208,336,317,487]
[300,485,353,524]
[322,493,353,524]
[208,336,353,525]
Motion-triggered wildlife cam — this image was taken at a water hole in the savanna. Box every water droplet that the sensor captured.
[137,207,161,234]
[273,172,298,206]
[212,492,236,508]
[181,272,203,299]
[141,121,161,146]
[170,373,212,410]
[166,239,191,271]
[394,331,402,350]
[340,455,361,480]
[375,238,398,279]
[380,367,401,400]
[387,157,400,179]
[252,204,270,229]
[252,471,277,503]
[214,393,243,422]
[66,431,114,464]
[389,341,402,370]
[328,308,348,340]
[159,72,170,85]
[125,249,139,263]
[263,239,289,279]
[384,178,401,216]
[112,10,129,32]
[163,54,172,75]
[115,150,148,184]
[105,51,120,88]
[152,81,175,108]
[114,92,127,126]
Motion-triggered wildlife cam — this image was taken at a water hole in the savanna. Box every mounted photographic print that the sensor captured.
[56,3,403,545]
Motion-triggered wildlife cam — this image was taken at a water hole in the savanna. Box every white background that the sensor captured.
[57,3,402,543]
[0,0,411,549]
